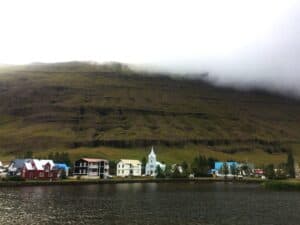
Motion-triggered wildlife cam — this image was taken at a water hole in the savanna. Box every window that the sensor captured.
[39,172,44,177]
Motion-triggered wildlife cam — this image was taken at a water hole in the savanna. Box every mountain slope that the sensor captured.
[0,62,300,159]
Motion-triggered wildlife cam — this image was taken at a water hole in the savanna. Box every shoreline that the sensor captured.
[0,177,264,187]
[262,179,300,191]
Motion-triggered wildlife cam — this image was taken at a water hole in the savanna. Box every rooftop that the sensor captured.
[81,158,108,163]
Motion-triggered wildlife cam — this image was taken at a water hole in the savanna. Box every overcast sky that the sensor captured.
[1,0,300,96]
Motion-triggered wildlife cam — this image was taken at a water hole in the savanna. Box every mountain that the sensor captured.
[0,62,299,164]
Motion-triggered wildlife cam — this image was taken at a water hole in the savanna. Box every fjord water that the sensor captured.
[0,182,299,225]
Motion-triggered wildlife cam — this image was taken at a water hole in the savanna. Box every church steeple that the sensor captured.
[148,146,156,164]
[149,146,155,156]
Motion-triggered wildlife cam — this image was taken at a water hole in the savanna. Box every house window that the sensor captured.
[39,172,44,177]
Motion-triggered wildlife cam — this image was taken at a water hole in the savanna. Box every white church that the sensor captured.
[145,147,166,176]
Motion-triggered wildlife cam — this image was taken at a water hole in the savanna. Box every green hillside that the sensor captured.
[0,62,300,165]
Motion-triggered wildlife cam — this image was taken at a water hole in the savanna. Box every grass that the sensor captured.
[0,62,300,165]
[0,144,289,167]
[263,179,300,191]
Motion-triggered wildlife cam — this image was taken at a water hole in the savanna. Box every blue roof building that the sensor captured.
[211,161,239,176]
[54,163,70,177]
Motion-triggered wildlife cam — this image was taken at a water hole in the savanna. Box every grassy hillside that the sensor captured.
[0,62,300,165]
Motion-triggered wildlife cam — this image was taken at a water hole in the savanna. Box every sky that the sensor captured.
[1,0,300,96]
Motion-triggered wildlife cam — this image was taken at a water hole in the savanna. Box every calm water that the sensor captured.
[0,182,299,225]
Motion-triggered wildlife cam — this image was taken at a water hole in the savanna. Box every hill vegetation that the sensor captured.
[0,62,300,165]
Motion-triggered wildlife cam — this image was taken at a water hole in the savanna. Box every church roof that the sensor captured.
[118,159,141,166]
[149,146,156,157]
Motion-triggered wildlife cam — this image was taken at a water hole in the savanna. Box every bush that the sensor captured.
[4,176,26,182]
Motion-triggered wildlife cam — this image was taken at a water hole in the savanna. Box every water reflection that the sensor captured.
[0,182,299,225]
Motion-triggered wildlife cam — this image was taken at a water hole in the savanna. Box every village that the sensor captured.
[1,146,295,183]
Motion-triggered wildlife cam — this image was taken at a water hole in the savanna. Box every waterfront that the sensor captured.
[0,182,299,225]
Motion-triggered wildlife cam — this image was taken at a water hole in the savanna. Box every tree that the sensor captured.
[221,162,229,179]
[156,165,165,178]
[109,160,117,175]
[287,152,295,178]
[265,164,275,179]
[164,164,172,177]
[181,161,188,171]
[61,152,71,166]
[230,164,237,179]
[60,169,67,179]
[207,157,217,170]
[276,163,287,179]
[191,155,210,177]
[47,152,72,166]
[24,151,33,158]
[54,152,60,162]
[181,161,189,177]
[171,166,182,178]
[48,152,54,160]
[141,157,147,175]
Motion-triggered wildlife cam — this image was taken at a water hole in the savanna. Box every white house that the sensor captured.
[117,159,142,177]
[145,147,166,176]
[0,161,6,177]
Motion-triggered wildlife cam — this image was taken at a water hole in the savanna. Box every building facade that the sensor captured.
[117,159,142,177]
[54,163,70,177]
[145,147,166,176]
[211,161,239,177]
[73,158,109,178]
[8,159,58,180]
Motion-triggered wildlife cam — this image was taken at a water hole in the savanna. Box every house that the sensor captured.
[73,158,109,179]
[171,164,183,174]
[54,163,70,177]
[253,169,264,177]
[8,159,58,180]
[8,159,27,177]
[0,161,6,178]
[117,159,142,177]
[145,147,166,176]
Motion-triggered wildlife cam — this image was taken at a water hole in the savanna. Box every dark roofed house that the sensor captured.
[73,158,109,179]
[8,159,30,177]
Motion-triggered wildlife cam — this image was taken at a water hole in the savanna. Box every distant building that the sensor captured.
[145,147,166,176]
[117,159,142,177]
[73,158,109,179]
[8,159,27,177]
[0,161,6,177]
[54,163,70,177]
[211,161,239,177]
[8,159,58,180]
[211,161,255,177]
[171,164,183,174]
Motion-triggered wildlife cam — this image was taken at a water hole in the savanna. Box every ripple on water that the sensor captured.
[0,183,299,225]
